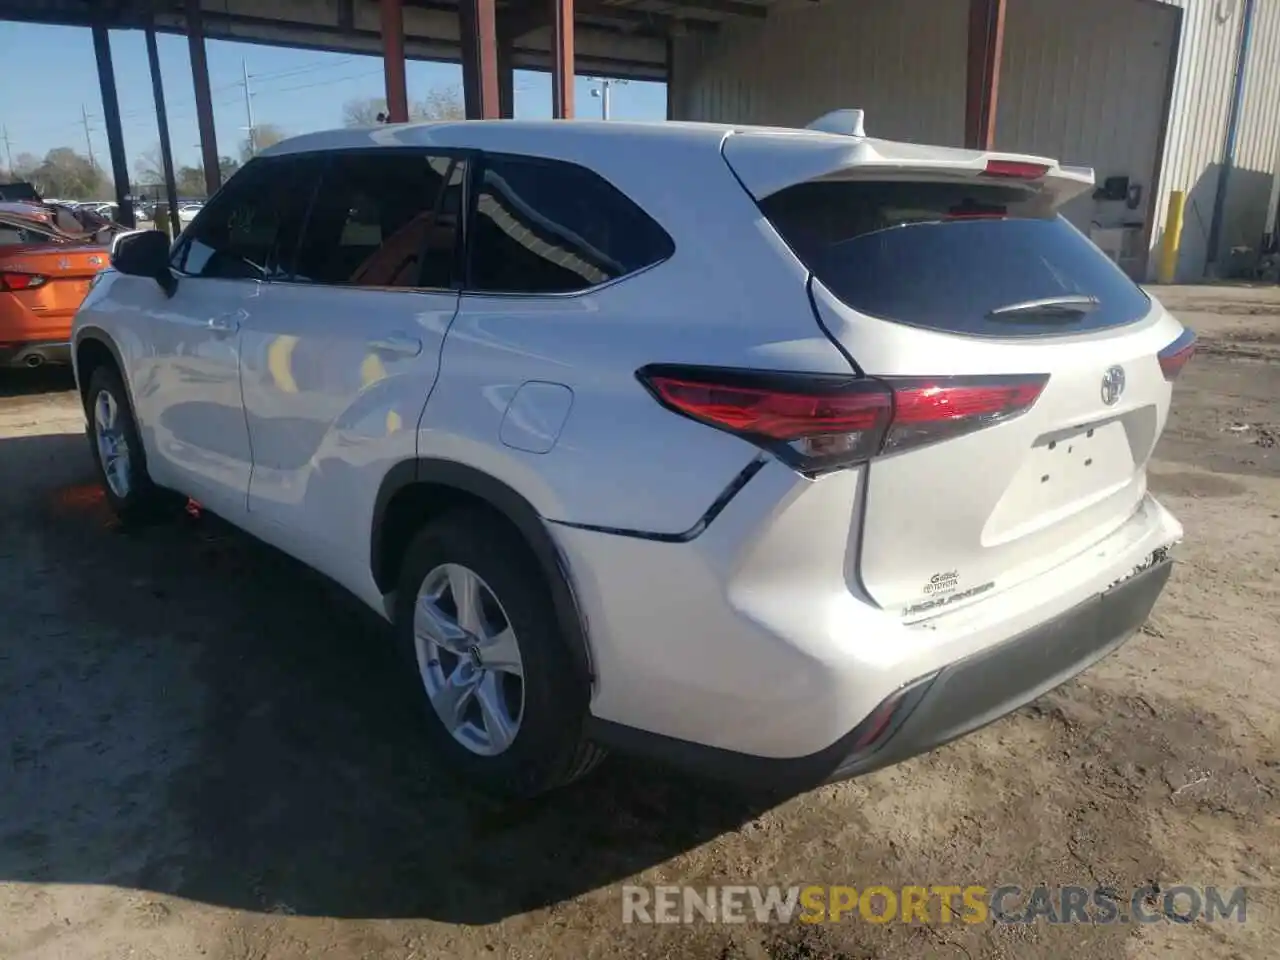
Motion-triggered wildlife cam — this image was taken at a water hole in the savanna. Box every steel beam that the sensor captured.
[459,0,500,119]
[145,24,181,235]
[550,0,575,119]
[186,0,221,196]
[91,20,134,227]
[380,0,410,122]
[964,0,1006,151]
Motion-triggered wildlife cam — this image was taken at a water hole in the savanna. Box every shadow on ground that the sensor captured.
[0,366,77,399]
[0,431,776,925]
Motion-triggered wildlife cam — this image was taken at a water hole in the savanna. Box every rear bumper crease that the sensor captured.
[586,557,1174,790]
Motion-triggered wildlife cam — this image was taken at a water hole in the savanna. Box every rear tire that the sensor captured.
[393,508,605,798]
[85,366,169,525]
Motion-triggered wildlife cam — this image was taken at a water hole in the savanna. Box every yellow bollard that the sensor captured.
[1159,190,1186,284]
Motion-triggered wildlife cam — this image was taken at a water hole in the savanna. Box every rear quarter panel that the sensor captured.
[424,132,856,533]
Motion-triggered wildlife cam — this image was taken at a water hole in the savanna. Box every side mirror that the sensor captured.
[111,229,177,296]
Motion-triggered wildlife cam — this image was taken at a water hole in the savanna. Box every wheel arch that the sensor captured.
[372,458,595,686]
[73,327,134,415]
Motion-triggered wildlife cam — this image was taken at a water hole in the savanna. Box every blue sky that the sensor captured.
[0,21,666,175]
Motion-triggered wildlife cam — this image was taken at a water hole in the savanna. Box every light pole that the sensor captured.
[588,78,628,120]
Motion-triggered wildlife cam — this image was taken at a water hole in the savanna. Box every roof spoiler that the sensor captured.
[806,109,866,138]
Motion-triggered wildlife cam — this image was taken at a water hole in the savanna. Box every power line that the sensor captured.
[249,55,358,83]
[249,68,383,98]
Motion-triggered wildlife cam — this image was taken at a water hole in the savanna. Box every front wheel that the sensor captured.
[393,509,605,797]
[86,366,167,524]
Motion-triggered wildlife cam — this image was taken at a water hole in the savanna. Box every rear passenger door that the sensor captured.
[238,150,465,591]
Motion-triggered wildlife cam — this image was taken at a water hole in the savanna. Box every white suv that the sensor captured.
[72,117,1193,798]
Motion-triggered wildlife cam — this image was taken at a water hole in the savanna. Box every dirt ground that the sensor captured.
[1,284,1277,960]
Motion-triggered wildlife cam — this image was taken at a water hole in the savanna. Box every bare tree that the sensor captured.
[343,87,466,128]
[416,86,465,121]
[134,144,165,186]
[240,123,289,162]
[343,97,389,127]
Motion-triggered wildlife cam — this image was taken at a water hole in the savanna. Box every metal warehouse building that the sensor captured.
[13,0,1280,284]
[668,0,1280,282]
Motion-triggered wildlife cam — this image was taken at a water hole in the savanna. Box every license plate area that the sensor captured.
[986,419,1136,543]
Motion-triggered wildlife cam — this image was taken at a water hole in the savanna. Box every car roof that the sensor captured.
[254,118,1071,185]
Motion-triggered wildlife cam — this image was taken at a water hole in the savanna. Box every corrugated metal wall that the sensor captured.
[998,0,1179,274]
[669,0,969,146]
[1148,0,1280,279]
[671,0,1280,282]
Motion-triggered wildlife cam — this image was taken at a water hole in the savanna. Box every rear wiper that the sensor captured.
[986,295,1100,321]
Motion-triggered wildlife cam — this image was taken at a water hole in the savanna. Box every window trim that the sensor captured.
[460,150,676,300]
[265,145,472,294]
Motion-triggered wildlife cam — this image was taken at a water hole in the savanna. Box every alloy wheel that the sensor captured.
[413,562,525,757]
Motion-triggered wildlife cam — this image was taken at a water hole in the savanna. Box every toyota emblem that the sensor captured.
[1101,365,1126,406]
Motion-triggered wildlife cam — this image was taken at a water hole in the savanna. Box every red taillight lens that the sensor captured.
[639,367,892,473]
[1158,329,1196,381]
[982,159,1050,180]
[884,376,1049,452]
[637,366,1048,473]
[0,271,48,292]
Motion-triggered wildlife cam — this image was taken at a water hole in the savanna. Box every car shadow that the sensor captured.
[0,431,779,924]
[0,365,77,398]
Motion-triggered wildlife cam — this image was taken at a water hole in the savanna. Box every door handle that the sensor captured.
[206,309,245,334]
[367,334,423,357]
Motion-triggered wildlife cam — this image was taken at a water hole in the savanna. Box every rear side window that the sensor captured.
[760,181,1151,337]
[293,152,463,288]
[467,154,673,294]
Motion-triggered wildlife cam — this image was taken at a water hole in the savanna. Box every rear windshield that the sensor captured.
[760,180,1151,337]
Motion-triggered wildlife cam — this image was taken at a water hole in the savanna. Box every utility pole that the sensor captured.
[1,126,14,173]
[242,58,256,157]
[589,78,628,120]
[81,104,97,167]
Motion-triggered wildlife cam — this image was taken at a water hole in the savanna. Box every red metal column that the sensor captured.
[459,0,500,119]
[550,0,575,118]
[185,0,221,196]
[964,0,1006,150]
[380,0,410,122]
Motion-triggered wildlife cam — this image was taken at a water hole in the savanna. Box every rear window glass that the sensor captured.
[760,180,1151,337]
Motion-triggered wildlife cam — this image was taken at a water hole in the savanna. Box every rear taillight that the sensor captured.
[1158,328,1196,381]
[0,271,48,292]
[637,365,1047,474]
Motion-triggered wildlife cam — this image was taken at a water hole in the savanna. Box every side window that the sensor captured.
[292,152,461,288]
[467,154,673,295]
[178,157,319,281]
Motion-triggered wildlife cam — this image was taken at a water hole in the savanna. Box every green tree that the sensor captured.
[28,147,109,200]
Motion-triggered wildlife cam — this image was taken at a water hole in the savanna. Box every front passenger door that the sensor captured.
[137,158,317,518]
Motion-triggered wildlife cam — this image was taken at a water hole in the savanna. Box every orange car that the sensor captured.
[0,201,117,368]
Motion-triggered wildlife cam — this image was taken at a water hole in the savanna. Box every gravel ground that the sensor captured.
[0,284,1277,960]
